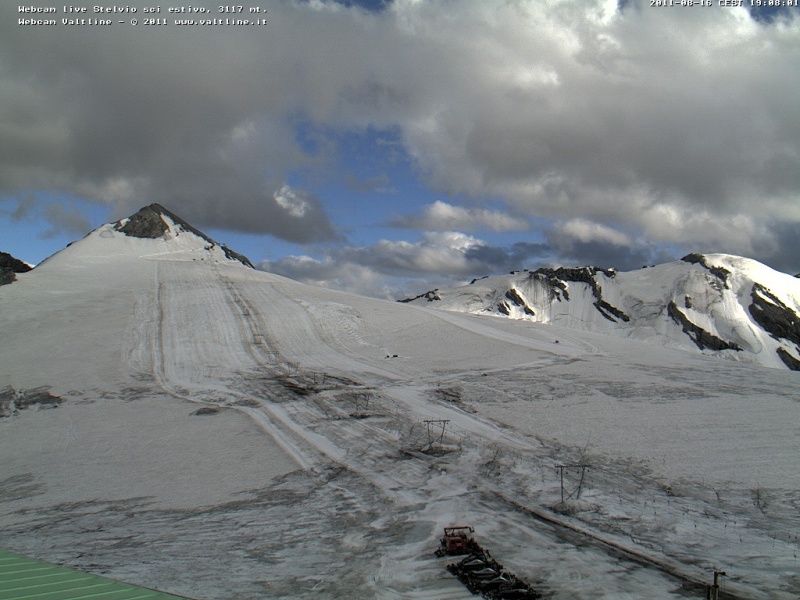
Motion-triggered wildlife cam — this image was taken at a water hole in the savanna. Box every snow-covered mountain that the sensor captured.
[401,254,800,371]
[41,202,255,269]
[1,206,798,600]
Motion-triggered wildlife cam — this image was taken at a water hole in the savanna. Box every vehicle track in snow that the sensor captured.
[144,261,794,599]
[214,267,767,599]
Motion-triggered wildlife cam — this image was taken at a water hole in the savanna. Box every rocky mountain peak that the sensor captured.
[401,255,800,371]
[114,203,172,239]
[114,204,254,268]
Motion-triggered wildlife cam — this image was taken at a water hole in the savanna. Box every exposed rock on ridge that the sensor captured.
[115,203,254,268]
[401,253,800,371]
[681,253,731,288]
[401,265,630,324]
[749,284,800,346]
[0,252,33,287]
[115,204,171,238]
[398,290,441,303]
[503,288,535,316]
[667,301,742,352]
[749,283,800,370]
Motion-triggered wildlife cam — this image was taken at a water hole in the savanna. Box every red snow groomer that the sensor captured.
[435,525,477,557]
[435,525,542,599]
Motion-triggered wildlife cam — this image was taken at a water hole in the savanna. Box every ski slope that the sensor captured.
[1,219,798,599]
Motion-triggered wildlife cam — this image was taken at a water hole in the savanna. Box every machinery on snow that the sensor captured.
[435,526,541,599]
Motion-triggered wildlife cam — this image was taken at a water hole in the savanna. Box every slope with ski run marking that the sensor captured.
[0,216,798,599]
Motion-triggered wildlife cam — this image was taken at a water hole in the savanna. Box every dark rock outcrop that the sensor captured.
[0,271,15,286]
[116,204,170,238]
[748,284,800,346]
[748,283,800,369]
[530,266,629,323]
[398,290,441,303]
[667,301,741,352]
[1,386,63,418]
[0,252,32,273]
[681,253,731,288]
[0,251,33,286]
[777,348,800,371]
[504,288,535,316]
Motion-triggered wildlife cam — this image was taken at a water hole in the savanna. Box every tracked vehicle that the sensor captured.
[435,526,541,599]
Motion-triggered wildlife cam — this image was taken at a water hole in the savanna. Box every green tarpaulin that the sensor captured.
[0,550,191,600]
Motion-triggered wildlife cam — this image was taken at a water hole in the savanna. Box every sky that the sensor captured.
[2,0,799,299]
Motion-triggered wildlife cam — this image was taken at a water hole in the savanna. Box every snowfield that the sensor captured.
[1,218,798,599]
[402,254,800,372]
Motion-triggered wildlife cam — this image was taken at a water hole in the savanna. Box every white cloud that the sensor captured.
[261,230,492,298]
[640,205,767,258]
[392,200,529,232]
[263,254,399,299]
[557,218,632,247]
[341,230,486,276]
[274,185,310,219]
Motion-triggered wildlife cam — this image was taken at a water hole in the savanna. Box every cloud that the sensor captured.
[752,221,800,276]
[2,195,93,240]
[260,230,501,298]
[336,231,489,276]
[463,242,551,272]
[391,200,529,232]
[556,219,632,247]
[259,254,400,299]
[274,185,310,218]
[0,7,339,243]
[41,203,92,239]
[389,1,800,269]
[258,222,673,298]
[6,195,36,221]
[544,218,675,270]
[2,0,799,272]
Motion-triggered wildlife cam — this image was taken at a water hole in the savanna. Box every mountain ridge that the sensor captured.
[10,203,800,371]
[401,253,800,371]
[31,203,255,271]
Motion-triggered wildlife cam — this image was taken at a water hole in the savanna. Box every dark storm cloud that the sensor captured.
[461,231,669,273]
[546,238,672,272]
[1,2,340,243]
[463,242,550,272]
[755,221,800,276]
[3,0,800,275]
